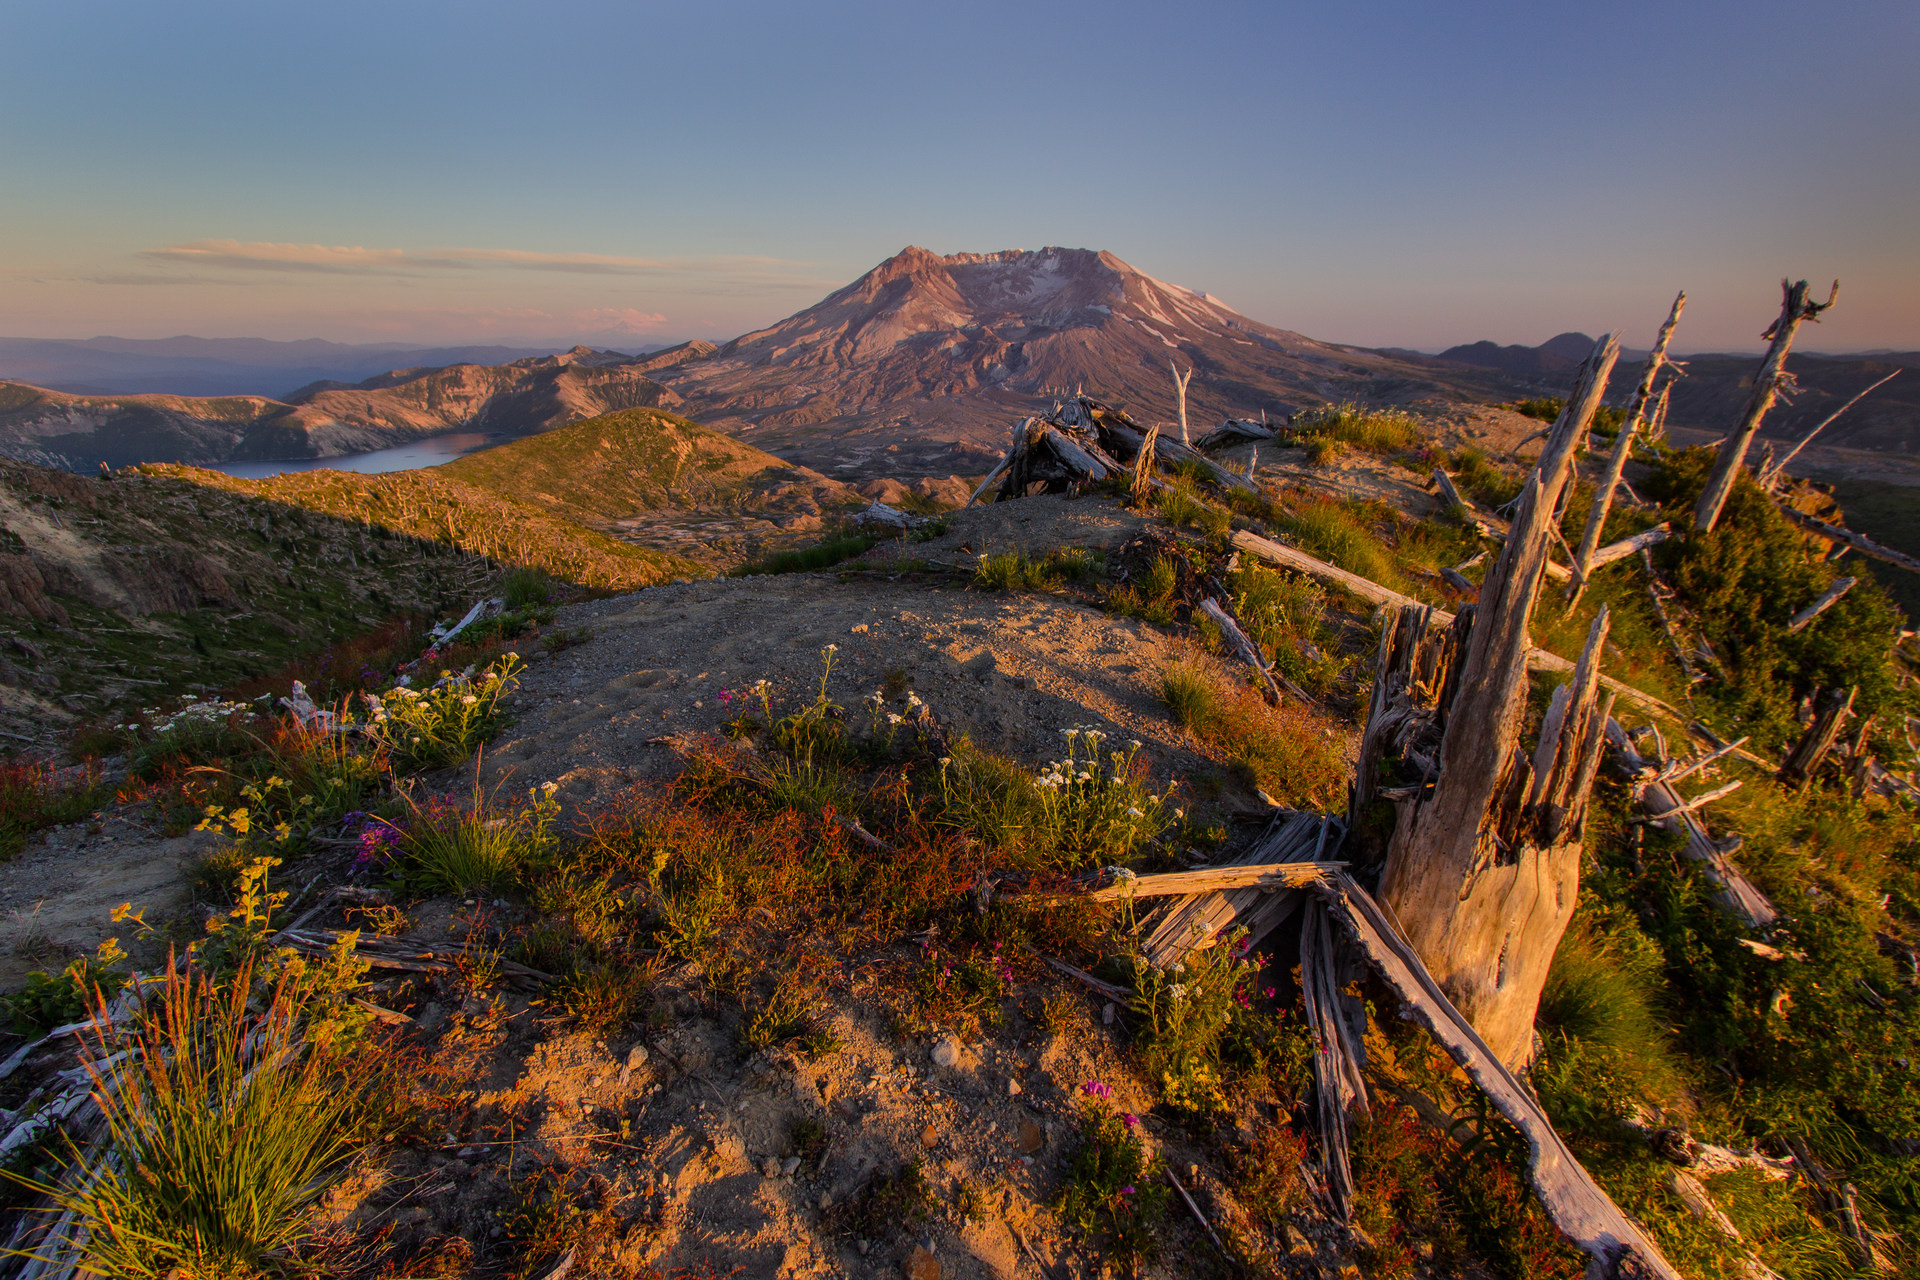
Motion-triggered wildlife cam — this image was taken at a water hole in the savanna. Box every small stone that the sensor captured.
[1102,1002,1116,1025]
[626,1043,650,1070]
[762,1156,781,1178]
[782,1155,802,1176]
[1016,1117,1046,1154]
[905,1244,941,1280]
[930,1036,961,1068]
[920,1124,940,1149]
[818,1193,833,1210]
[1007,1078,1022,1096]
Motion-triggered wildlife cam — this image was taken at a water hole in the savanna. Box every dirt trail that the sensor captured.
[479,497,1235,815]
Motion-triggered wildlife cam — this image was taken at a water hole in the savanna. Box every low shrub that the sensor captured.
[8,957,390,1278]
[733,533,882,576]
[0,758,105,859]
[363,653,523,772]
[1289,403,1422,454]
[974,546,1104,591]
[1056,1095,1169,1267]
[387,779,560,895]
[1159,657,1345,808]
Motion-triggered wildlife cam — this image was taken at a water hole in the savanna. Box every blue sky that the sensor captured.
[2,0,1914,353]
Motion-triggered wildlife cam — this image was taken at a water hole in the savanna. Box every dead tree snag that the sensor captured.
[1694,279,1838,532]
[1567,291,1685,610]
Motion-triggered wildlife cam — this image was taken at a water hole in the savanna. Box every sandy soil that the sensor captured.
[476,497,1248,819]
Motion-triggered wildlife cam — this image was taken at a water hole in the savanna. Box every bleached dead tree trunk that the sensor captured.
[1566,292,1685,611]
[1694,279,1839,532]
[1788,577,1857,633]
[1645,383,1672,445]
[1170,360,1193,446]
[1376,334,1621,1068]
[1759,369,1900,490]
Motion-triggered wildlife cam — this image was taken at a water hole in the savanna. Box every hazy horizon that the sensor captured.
[3,1,1915,357]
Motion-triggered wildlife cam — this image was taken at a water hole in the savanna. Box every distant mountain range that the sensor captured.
[1433,332,1602,378]
[5,251,1914,479]
[0,347,680,469]
[0,335,640,399]
[1436,332,1920,459]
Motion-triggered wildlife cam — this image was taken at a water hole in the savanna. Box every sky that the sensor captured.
[2,0,1916,355]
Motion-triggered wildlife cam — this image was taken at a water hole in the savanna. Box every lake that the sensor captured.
[208,432,500,479]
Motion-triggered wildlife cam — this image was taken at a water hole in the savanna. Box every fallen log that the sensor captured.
[1196,597,1291,705]
[1317,871,1683,1280]
[1787,577,1857,633]
[1192,417,1275,451]
[1608,720,1778,927]
[1778,686,1856,789]
[1775,503,1920,575]
[1301,895,1369,1222]
[1588,523,1671,570]
[1229,528,1683,718]
[1076,861,1341,900]
[1136,810,1330,968]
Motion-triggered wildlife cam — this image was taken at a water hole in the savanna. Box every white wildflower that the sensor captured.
[1170,984,1188,1001]
[460,694,478,706]
[1127,807,1143,818]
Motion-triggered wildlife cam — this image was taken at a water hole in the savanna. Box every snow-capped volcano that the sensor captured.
[657,246,1471,477]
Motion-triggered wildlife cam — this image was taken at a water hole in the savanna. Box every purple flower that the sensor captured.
[1120,1185,1136,1196]
[1122,1113,1140,1128]
[352,818,404,869]
[719,689,733,704]
[1082,1080,1112,1100]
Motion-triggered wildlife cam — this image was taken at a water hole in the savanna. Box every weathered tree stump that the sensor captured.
[1373,334,1622,1068]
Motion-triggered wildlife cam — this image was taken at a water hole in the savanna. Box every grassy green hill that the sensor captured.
[154,461,703,592]
[0,459,492,735]
[439,408,857,528]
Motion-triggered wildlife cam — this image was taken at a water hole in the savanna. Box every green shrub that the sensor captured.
[7,957,389,1278]
[1450,447,1521,509]
[389,780,560,895]
[733,533,881,576]
[500,565,559,609]
[972,547,1101,591]
[1125,927,1262,1119]
[0,758,105,859]
[1290,403,1422,453]
[1021,728,1172,868]
[1533,919,1686,1130]
[363,653,523,772]
[1161,661,1222,732]
[1228,562,1350,693]
[1159,657,1346,808]
[1642,451,1914,751]
[1056,1100,1169,1267]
